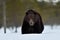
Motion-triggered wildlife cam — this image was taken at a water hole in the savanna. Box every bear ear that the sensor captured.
[26,9,32,15]
[26,11,29,15]
[26,9,36,15]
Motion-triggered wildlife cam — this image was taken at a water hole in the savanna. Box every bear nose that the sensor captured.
[29,19,34,26]
[30,22,33,25]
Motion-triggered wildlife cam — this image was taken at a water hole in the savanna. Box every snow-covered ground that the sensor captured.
[0,25,60,40]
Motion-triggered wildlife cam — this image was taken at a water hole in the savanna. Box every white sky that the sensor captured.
[37,0,60,2]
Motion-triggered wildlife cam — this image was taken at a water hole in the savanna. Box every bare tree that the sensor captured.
[13,13,18,33]
[3,1,6,33]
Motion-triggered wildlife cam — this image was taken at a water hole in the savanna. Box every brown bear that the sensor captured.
[21,9,44,34]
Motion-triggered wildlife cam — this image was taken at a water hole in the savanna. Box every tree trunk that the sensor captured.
[3,1,6,33]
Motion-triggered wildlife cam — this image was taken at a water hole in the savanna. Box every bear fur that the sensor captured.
[21,9,44,34]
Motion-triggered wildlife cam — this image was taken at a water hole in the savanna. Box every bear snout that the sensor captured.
[29,19,35,26]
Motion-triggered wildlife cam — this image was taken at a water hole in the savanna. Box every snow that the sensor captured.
[0,25,60,40]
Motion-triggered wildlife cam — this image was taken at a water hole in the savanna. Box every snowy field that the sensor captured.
[0,25,60,40]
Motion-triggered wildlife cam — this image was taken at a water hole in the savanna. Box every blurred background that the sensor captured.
[0,0,60,33]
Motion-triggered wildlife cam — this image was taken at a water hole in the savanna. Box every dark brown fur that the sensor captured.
[21,9,44,34]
